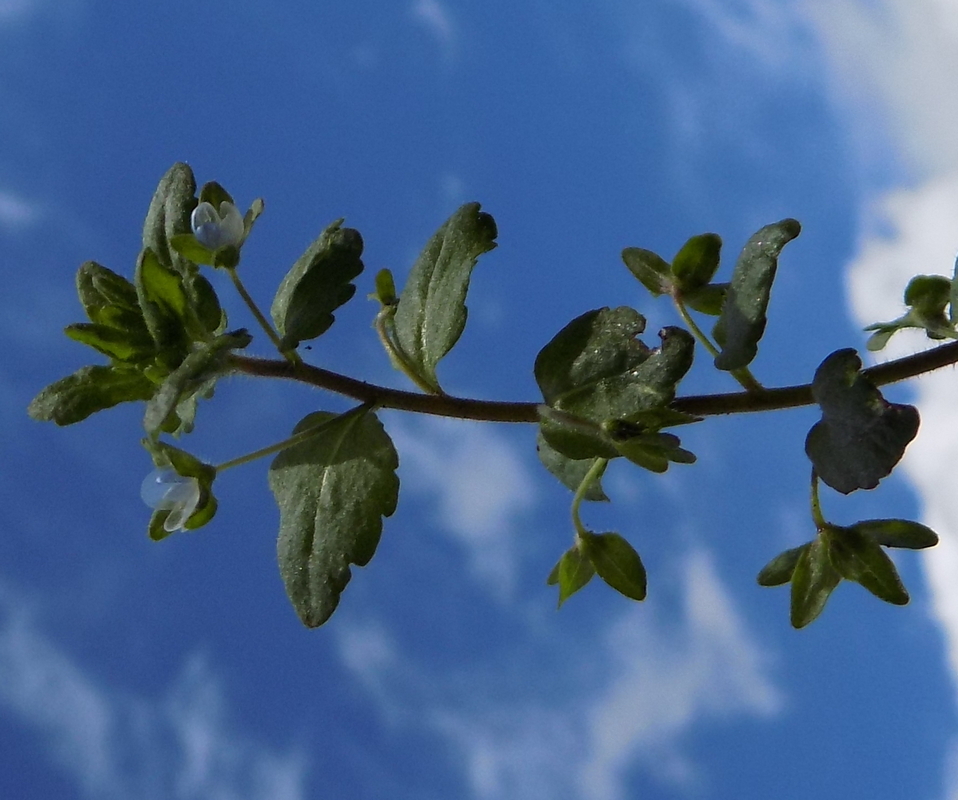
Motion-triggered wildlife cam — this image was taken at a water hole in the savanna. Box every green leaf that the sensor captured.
[244,198,265,239]
[143,329,251,437]
[270,219,365,350]
[852,518,939,549]
[183,271,225,336]
[64,323,155,363]
[713,218,801,371]
[581,531,647,601]
[77,262,140,322]
[142,162,198,276]
[606,426,696,473]
[790,536,841,628]
[135,248,191,360]
[75,262,153,345]
[536,432,609,500]
[169,233,216,266]
[198,180,234,208]
[622,247,673,296]
[757,544,808,587]
[683,282,728,316]
[392,203,498,392]
[535,307,694,423]
[28,365,155,425]
[537,408,619,461]
[904,274,951,318]
[268,408,400,628]
[373,268,398,306]
[549,546,596,607]
[805,349,920,494]
[671,233,722,294]
[826,526,909,605]
[951,255,958,325]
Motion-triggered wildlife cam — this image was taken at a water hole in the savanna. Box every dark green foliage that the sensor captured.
[270,219,365,350]
[30,165,954,630]
[581,532,647,601]
[28,365,156,425]
[759,518,937,628]
[547,546,596,607]
[671,233,722,295]
[142,162,198,277]
[269,409,400,628]
[713,219,801,370]
[805,349,919,493]
[391,203,498,393]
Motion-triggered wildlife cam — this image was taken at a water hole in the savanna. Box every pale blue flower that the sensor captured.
[190,200,245,251]
[141,468,201,532]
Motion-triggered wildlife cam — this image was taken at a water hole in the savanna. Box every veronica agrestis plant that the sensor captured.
[29,163,953,629]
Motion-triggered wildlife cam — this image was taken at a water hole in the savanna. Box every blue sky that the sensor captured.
[4,1,958,798]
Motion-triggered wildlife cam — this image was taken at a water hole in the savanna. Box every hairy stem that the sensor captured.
[226,267,301,365]
[228,339,958,423]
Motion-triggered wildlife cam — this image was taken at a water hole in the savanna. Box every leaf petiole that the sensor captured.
[226,266,301,365]
[675,297,764,392]
[571,458,609,539]
[215,402,373,473]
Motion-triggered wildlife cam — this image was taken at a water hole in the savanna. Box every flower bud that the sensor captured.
[191,201,245,251]
[141,468,202,532]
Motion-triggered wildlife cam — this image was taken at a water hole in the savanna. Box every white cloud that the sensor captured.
[803,4,958,796]
[842,180,958,699]
[575,551,782,799]
[391,418,536,597]
[0,591,307,800]
[0,189,39,230]
[808,0,958,177]
[0,0,81,26]
[805,0,958,696]
[675,0,814,70]
[409,0,456,57]
[337,550,781,800]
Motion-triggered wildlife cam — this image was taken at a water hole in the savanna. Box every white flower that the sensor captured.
[141,468,201,532]
[190,200,245,251]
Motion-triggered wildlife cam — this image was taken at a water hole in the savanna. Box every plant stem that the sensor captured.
[572,458,608,538]
[809,470,827,530]
[226,267,301,365]
[227,338,958,424]
[674,298,764,392]
[374,307,443,395]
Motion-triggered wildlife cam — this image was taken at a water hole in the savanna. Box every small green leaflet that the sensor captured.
[268,408,400,628]
[28,365,156,426]
[135,248,192,359]
[757,544,807,587]
[713,219,801,371]
[805,349,919,494]
[621,247,672,296]
[142,162,198,277]
[671,233,722,295]
[789,536,841,629]
[852,519,939,549]
[826,526,908,606]
[547,546,596,607]
[270,219,365,350]
[392,203,498,393]
[581,532,647,601]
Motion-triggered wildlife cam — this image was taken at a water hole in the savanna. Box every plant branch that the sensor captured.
[228,339,958,423]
